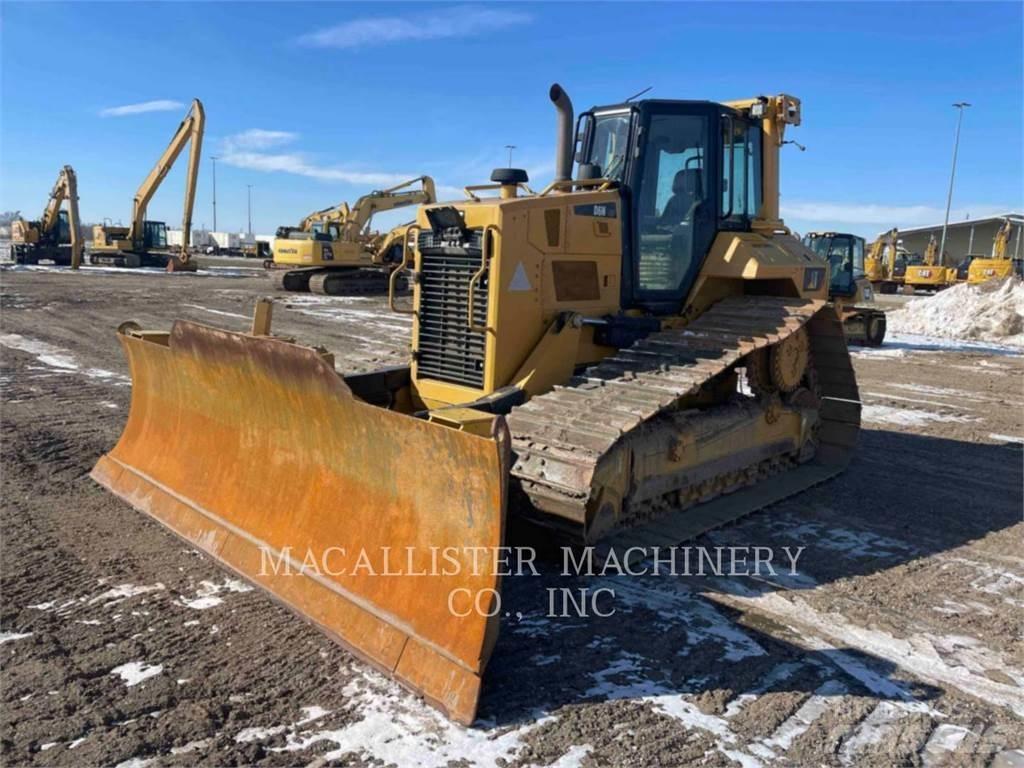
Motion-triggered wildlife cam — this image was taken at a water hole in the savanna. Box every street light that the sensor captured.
[210,156,219,232]
[504,144,516,167]
[939,102,971,264]
[247,184,254,236]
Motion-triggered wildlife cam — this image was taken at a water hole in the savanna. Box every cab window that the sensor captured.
[634,113,711,293]
[583,111,632,182]
[721,117,760,223]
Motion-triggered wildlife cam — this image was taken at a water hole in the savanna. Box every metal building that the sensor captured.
[882,213,1023,264]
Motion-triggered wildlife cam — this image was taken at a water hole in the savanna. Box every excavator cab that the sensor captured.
[142,220,168,250]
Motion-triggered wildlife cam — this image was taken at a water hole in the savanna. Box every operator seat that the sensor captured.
[659,168,703,226]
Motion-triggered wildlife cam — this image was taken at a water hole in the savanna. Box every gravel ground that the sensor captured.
[1,264,1022,767]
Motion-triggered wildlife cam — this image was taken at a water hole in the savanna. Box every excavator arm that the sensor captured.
[994,219,1012,260]
[129,99,204,261]
[342,176,436,239]
[32,165,83,269]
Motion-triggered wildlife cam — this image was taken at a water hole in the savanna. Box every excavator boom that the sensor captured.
[129,99,205,261]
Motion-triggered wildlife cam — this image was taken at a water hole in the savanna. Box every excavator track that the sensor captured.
[309,269,404,296]
[507,296,860,546]
[269,267,405,295]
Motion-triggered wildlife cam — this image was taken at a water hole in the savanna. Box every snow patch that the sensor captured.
[183,303,250,320]
[0,334,130,384]
[0,631,33,644]
[235,671,551,766]
[178,578,252,610]
[110,661,164,687]
[862,404,975,427]
[887,278,1024,346]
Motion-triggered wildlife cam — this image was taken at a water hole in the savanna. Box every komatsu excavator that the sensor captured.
[864,227,904,293]
[10,165,83,268]
[269,176,435,294]
[803,231,886,345]
[90,99,204,270]
[968,218,1021,284]
[92,85,860,725]
[903,234,955,293]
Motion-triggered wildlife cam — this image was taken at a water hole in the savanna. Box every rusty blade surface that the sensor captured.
[91,321,508,724]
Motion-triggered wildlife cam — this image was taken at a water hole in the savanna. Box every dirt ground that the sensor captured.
[1,264,1022,767]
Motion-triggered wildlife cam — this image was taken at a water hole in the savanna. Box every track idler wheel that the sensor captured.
[769,328,809,393]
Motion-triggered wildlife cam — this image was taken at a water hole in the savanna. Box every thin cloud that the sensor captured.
[782,201,1012,227]
[299,5,531,49]
[224,129,298,151]
[220,129,482,197]
[100,99,185,117]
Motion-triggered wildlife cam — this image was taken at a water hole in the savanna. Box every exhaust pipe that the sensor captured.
[549,83,574,182]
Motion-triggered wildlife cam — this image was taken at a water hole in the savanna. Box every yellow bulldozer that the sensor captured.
[269,176,435,294]
[968,218,1021,284]
[10,165,83,268]
[90,99,204,271]
[803,231,886,346]
[92,85,860,725]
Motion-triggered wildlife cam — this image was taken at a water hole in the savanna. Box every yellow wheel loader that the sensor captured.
[968,218,1022,284]
[90,99,204,271]
[803,232,886,346]
[93,85,860,725]
[269,176,435,294]
[10,165,83,268]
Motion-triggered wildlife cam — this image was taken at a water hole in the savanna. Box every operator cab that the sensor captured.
[55,210,71,244]
[576,99,763,313]
[802,232,866,297]
[142,220,168,250]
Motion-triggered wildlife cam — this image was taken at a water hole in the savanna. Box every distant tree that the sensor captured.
[0,211,22,226]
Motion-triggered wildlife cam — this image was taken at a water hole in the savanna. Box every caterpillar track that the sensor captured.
[507,296,861,545]
[269,267,404,295]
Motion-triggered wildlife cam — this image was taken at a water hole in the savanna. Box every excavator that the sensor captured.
[864,227,905,293]
[903,234,956,293]
[10,165,83,268]
[92,85,860,725]
[90,99,204,271]
[269,176,435,294]
[803,231,886,346]
[968,218,1021,284]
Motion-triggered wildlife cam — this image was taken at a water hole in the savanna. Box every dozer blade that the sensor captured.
[91,321,509,725]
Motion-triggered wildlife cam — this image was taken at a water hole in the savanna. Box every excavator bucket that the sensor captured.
[91,321,509,724]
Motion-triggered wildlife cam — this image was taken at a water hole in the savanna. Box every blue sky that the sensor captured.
[2,1,1021,239]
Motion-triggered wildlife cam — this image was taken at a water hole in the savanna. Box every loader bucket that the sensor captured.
[91,321,509,724]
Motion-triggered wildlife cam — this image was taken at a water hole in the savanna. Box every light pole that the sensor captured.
[939,102,970,265]
[210,156,219,232]
[505,144,516,167]
[247,184,253,236]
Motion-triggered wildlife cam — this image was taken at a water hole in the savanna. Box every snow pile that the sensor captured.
[887,278,1024,346]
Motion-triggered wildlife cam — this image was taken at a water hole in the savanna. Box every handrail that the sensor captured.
[462,182,535,201]
[467,225,497,333]
[537,177,614,197]
[388,225,419,315]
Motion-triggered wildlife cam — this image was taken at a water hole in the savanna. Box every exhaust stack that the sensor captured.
[549,84,574,182]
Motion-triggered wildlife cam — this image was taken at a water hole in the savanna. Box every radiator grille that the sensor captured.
[415,231,489,389]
